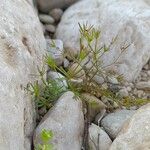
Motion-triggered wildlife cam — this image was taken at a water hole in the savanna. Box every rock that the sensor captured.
[56,0,150,81]
[46,39,64,66]
[45,24,56,33]
[93,75,105,85]
[63,58,70,68]
[0,0,46,149]
[68,63,85,79]
[47,71,68,91]
[81,93,106,121]
[110,104,150,150]
[89,124,112,150]
[49,8,63,22]
[136,81,150,91]
[107,76,119,85]
[34,91,84,150]
[137,90,145,98]
[118,88,129,97]
[37,0,80,13]
[126,86,132,92]
[108,84,121,93]
[101,110,135,139]
[39,14,55,24]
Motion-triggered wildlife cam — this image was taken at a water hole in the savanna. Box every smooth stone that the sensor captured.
[118,88,129,97]
[107,76,119,85]
[63,58,70,68]
[110,104,150,150]
[45,24,56,33]
[93,75,105,85]
[101,110,135,139]
[39,14,55,24]
[0,0,46,149]
[46,39,64,66]
[34,91,84,150]
[89,124,112,150]
[49,8,63,22]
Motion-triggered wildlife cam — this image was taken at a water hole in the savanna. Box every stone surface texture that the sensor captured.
[0,0,46,149]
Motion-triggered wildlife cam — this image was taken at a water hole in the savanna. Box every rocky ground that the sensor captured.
[33,0,150,150]
[0,0,149,150]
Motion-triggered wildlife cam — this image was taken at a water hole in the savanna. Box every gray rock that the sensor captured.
[89,124,112,150]
[110,104,150,150]
[0,0,46,149]
[63,58,70,68]
[45,24,56,33]
[107,76,119,85]
[39,14,55,24]
[137,90,145,98]
[118,88,129,97]
[49,8,63,22]
[101,110,135,139]
[34,91,84,150]
[47,71,68,91]
[46,39,64,66]
[56,0,150,81]
[37,0,80,13]
[93,75,105,85]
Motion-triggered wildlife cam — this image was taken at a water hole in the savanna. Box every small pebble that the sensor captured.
[118,88,129,97]
[63,58,70,68]
[45,24,56,33]
[49,8,63,22]
[39,14,55,24]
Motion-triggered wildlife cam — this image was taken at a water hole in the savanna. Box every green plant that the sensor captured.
[121,97,150,109]
[26,66,67,111]
[35,129,54,150]
[45,24,126,105]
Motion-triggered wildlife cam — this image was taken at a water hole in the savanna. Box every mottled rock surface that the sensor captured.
[0,0,46,149]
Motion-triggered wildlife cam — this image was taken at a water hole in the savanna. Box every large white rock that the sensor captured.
[110,104,150,150]
[56,0,150,81]
[0,0,46,149]
[34,91,84,150]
